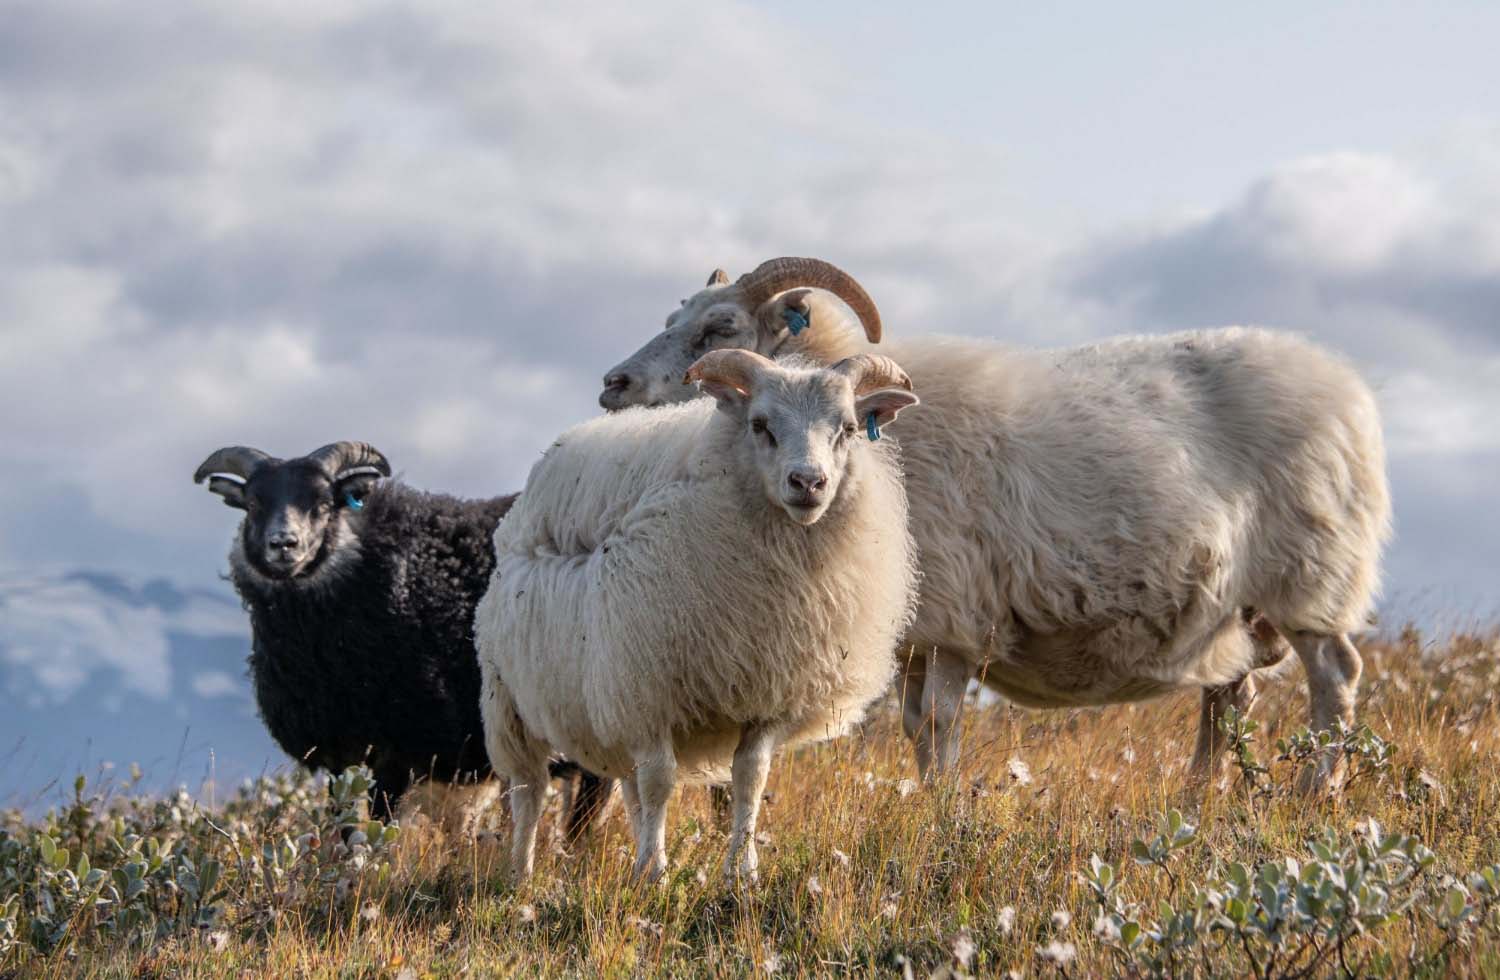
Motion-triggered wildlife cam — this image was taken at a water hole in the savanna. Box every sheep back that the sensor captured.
[475,400,918,782]
[868,328,1388,696]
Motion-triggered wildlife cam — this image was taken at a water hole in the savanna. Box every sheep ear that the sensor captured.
[696,378,749,409]
[753,288,815,341]
[684,349,774,412]
[205,476,247,510]
[855,388,919,432]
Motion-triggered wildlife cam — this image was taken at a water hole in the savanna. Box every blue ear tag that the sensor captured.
[866,411,880,441]
[345,491,364,511]
[782,307,810,336]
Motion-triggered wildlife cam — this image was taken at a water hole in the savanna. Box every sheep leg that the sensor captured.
[724,723,776,884]
[1190,674,1257,778]
[630,746,677,883]
[506,758,550,883]
[1289,631,1363,795]
[898,649,929,771]
[620,775,643,843]
[914,647,970,780]
[1190,611,1287,778]
[478,666,550,882]
[562,772,615,842]
[708,784,733,830]
[367,768,409,822]
[553,765,578,830]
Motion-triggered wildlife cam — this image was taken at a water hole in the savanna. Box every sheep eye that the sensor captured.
[751,417,776,446]
[696,322,733,349]
[841,423,857,439]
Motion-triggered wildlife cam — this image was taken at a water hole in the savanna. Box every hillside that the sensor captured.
[2,629,1498,977]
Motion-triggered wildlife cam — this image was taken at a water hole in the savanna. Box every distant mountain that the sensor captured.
[0,569,283,809]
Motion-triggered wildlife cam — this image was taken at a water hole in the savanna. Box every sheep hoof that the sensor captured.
[724,866,760,888]
[1186,751,1222,784]
[1295,753,1347,798]
[724,847,760,886]
[632,853,668,885]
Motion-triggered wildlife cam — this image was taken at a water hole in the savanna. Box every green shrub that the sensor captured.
[0,766,399,961]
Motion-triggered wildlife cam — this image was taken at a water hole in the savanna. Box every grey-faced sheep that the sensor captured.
[595,258,1391,794]
[193,441,610,828]
[475,352,920,882]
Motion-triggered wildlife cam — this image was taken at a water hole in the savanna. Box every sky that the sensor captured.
[1,0,1498,623]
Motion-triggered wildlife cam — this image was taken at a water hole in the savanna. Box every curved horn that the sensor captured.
[306,442,392,481]
[832,354,913,395]
[733,257,882,343]
[684,349,778,395]
[193,446,273,484]
[705,268,730,287]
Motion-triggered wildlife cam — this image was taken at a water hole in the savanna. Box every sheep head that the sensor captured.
[193,441,391,583]
[599,257,881,411]
[686,350,917,526]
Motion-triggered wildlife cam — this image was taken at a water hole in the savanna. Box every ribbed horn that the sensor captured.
[705,268,730,287]
[193,446,273,484]
[832,354,913,395]
[733,257,882,343]
[306,442,392,481]
[684,349,777,395]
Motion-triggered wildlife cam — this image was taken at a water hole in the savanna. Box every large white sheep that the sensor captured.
[475,351,920,882]
[596,258,1392,793]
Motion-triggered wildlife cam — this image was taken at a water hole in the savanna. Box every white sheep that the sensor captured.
[475,351,920,882]
[597,259,1391,793]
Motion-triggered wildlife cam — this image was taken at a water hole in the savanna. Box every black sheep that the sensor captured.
[193,441,609,829]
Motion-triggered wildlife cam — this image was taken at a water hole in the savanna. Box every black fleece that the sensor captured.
[231,483,607,825]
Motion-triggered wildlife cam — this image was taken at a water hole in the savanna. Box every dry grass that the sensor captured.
[5,628,1500,978]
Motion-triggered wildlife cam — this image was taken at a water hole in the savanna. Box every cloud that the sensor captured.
[0,0,1046,576]
[0,3,806,559]
[0,570,246,704]
[0,0,1496,618]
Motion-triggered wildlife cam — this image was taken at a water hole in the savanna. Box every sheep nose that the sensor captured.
[599,371,635,411]
[268,531,300,551]
[787,469,828,495]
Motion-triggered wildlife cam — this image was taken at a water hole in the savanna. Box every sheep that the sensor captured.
[595,258,1391,794]
[192,441,611,829]
[475,352,920,882]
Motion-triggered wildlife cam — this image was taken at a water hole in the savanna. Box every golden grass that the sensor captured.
[9,629,1500,978]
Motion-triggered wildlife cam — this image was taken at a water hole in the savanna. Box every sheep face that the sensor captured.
[599,288,786,411]
[600,259,882,412]
[231,461,365,580]
[194,442,390,586]
[687,352,918,526]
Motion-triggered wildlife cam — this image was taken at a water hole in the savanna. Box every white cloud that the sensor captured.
[0,570,246,703]
[190,671,242,700]
[1382,363,1500,457]
[1230,154,1437,272]
[0,0,1496,615]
